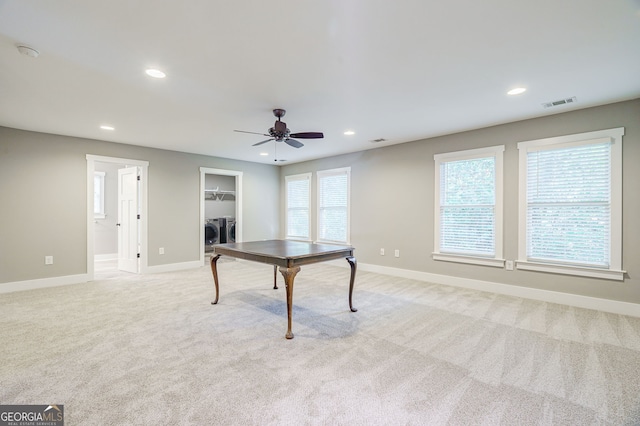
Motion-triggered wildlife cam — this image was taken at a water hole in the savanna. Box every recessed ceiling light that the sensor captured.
[145,68,166,78]
[344,130,355,136]
[507,87,527,95]
[100,125,115,131]
[260,152,269,156]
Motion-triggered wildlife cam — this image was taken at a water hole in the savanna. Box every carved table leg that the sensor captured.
[273,264,278,289]
[279,266,301,339]
[210,254,221,305]
[346,256,358,312]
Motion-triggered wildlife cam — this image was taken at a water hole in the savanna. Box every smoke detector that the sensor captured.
[17,45,40,58]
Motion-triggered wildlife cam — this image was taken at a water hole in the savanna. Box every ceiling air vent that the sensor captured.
[371,138,387,143]
[542,96,577,109]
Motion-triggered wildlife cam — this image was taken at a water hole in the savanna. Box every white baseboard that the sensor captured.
[145,260,203,274]
[1,261,203,294]
[356,263,640,318]
[3,260,636,318]
[0,274,90,294]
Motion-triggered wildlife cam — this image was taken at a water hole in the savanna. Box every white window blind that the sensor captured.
[525,141,611,267]
[285,173,311,240]
[433,146,504,266]
[441,157,495,255]
[517,127,624,280]
[317,168,350,244]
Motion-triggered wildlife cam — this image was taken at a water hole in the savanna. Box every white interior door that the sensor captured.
[118,166,139,273]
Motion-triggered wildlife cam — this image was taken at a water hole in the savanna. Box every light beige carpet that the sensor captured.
[1,260,639,425]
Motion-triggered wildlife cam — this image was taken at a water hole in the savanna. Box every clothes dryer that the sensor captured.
[226,218,236,243]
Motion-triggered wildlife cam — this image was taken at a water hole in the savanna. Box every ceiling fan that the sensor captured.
[234,109,324,148]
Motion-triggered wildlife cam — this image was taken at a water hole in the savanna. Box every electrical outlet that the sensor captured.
[394,249,400,258]
[380,248,385,256]
[45,256,54,265]
[506,260,514,270]
[159,247,165,255]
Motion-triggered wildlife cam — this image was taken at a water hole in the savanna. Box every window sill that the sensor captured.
[516,260,625,281]
[432,253,505,268]
[286,237,311,242]
[315,239,351,246]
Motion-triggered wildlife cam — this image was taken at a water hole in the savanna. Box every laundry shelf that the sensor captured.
[205,187,235,201]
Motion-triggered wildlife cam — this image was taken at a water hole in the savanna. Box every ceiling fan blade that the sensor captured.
[235,130,270,136]
[284,138,304,148]
[252,138,274,146]
[289,132,324,139]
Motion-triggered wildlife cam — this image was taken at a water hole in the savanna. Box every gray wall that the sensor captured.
[0,127,280,284]
[2,99,638,305]
[280,99,640,305]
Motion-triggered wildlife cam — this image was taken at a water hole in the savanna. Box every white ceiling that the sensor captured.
[1,1,639,165]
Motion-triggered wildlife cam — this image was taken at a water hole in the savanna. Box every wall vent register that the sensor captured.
[542,96,577,109]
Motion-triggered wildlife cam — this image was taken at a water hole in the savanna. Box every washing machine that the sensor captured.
[204,218,220,250]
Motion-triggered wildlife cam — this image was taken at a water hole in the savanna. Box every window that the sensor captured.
[317,168,350,244]
[517,128,624,280]
[433,146,504,267]
[94,171,106,219]
[285,173,311,240]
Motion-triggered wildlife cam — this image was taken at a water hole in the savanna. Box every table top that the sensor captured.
[213,239,354,268]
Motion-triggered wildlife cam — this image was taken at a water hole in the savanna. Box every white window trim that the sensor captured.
[517,127,625,280]
[316,167,351,245]
[433,145,505,267]
[94,171,106,219]
[432,253,505,267]
[285,172,312,241]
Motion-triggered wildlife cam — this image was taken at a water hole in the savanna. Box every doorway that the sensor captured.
[86,155,149,280]
[199,167,243,265]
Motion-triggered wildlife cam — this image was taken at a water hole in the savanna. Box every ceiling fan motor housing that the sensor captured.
[270,120,290,141]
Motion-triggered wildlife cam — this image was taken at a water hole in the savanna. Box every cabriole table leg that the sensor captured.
[273,264,278,289]
[279,266,301,339]
[210,254,221,305]
[346,256,358,312]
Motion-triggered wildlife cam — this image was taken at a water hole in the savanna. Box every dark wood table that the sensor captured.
[209,240,357,339]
